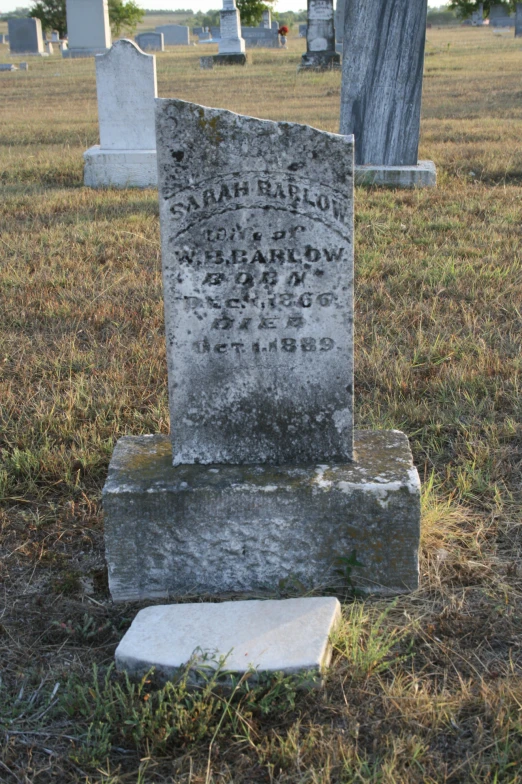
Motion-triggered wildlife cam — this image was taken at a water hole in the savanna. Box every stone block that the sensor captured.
[103,431,421,602]
[301,0,338,70]
[8,18,44,54]
[200,55,214,69]
[83,147,157,188]
[0,64,17,71]
[115,597,341,681]
[66,0,111,54]
[135,32,164,52]
[516,3,522,36]
[155,24,190,45]
[355,160,436,189]
[212,52,248,65]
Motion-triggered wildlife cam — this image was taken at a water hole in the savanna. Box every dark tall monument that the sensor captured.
[340,0,435,187]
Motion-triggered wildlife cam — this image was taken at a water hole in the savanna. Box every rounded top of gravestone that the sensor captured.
[97,37,154,61]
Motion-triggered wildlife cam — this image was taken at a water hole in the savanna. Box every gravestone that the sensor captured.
[51,30,60,42]
[490,4,512,26]
[200,55,214,68]
[210,25,221,39]
[340,0,436,188]
[262,9,271,27]
[19,62,29,70]
[0,63,17,71]
[63,0,111,57]
[103,97,421,601]
[335,0,345,42]
[300,0,340,70]
[155,24,190,45]
[515,3,522,36]
[198,31,212,41]
[83,39,157,188]
[135,32,164,51]
[299,23,307,37]
[0,34,6,45]
[45,41,54,54]
[215,0,247,64]
[8,18,44,55]
[241,18,280,48]
[471,3,484,25]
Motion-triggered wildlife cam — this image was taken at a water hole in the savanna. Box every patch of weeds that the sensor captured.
[50,570,82,595]
[51,613,117,645]
[333,549,365,596]
[63,662,309,769]
[331,601,412,680]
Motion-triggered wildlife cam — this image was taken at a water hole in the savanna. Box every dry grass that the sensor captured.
[1,27,522,783]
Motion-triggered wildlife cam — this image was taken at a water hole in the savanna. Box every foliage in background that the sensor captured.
[28,0,144,37]
[236,0,275,27]
[448,0,514,17]
[427,5,459,25]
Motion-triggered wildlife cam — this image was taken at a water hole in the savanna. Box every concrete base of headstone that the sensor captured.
[354,160,436,189]
[103,430,420,602]
[115,597,341,682]
[299,52,341,71]
[83,146,157,188]
[213,52,248,65]
[62,47,109,58]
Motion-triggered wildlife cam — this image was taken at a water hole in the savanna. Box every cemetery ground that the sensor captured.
[1,26,522,783]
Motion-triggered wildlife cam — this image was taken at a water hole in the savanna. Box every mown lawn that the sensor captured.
[1,27,522,783]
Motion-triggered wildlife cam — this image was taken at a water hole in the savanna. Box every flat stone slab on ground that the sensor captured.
[115,597,341,680]
[355,161,436,189]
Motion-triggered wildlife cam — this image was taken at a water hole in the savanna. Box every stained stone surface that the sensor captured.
[103,431,421,601]
[156,99,354,465]
[301,0,340,69]
[340,0,428,166]
[115,597,341,680]
[65,0,111,56]
[8,18,44,54]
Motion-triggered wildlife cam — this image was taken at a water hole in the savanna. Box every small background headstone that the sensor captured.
[8,18,44,55]
[135,32,164,51]
[155,24,190,45]
[64,0,111,57]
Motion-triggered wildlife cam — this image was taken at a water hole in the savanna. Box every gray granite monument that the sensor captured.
[489,4,512,26]
[103,98,421,602]
[8,18,44,55]
[135,32,165,51]
[340,0,435,188]
[301,0,340,70]
[63,0,111,58]
[515,3,522,36]
[155,24,190,45]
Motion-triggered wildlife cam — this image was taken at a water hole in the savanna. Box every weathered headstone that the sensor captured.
[19,62,29,70]
[471,3,484,25]
[135,32,164,51]
[335,0,345,42]
[155,24,190,45]
[8,18,44,55]
[0,63,17,71]
[299,23,307,37]
[50,30,60,42]
[340,0,436,188]
[515,3,522,36]
[215,0,247,64]
[241,18,280,48]
[490,4,512,26]
[83,39,157,188]
[63,0,111,58]
[103,98,421,601]
[199,55,214,69]
[198,31,212,41]
[300,0,340,70]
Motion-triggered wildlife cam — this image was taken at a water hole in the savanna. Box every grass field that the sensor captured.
[1,26,522,783]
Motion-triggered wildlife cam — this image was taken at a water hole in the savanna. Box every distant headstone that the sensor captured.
[103,97,421,601]
[63,0,111,58]
[299,23,307,36]
[155,24,190,45]
[200,55,214,68]
[335,0,345,41]
[490,4,512,26]
[471,3,484,25]
[300,0,340,70]
[340,0,436,188]
[242,18,280,48]
[515,3,522,36]
[193,26,204,35]
[45,41,54,54]
[210,25,221,39]
[50,30,60,42]
[262,9,271,27]
[198,31,212,41]
[214,0,247,64]
[19,62,29,70]
[0,63,17,71]
[135,32,164,51]
[60,41,68,52]
[83,39,157,188]
[8,18,44,55]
